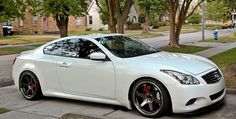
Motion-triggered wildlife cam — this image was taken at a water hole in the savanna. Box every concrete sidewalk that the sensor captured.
[0,86,236,119]
[187,42,236,58]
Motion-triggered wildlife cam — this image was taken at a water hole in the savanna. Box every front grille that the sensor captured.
[210,89,224,101]
[202,69,221,84]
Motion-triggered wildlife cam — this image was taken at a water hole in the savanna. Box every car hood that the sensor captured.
[124,52,215,75]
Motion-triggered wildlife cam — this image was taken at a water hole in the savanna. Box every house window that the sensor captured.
[33,16,38,26]
[76,17,81,25]
[89,16,92,24]
[19,18,23,27]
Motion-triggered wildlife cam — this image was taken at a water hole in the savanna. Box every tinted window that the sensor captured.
[96,35,159,58]
[43,41,63,55]
[44,38,102,58]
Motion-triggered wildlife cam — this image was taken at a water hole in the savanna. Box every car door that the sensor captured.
[56,38,116,99]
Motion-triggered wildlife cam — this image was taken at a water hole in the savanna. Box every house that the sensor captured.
[86,0,139,30]
[0,1,139,35]
[0,8,87,35]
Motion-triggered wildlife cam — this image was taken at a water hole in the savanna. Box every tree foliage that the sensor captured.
[206,0,229,22]
[0,0,26,22]
[26,0,87,37]
[187,12,201,25]
[224,0,236,11]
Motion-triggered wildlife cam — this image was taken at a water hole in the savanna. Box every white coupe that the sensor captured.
[12,34,226,117]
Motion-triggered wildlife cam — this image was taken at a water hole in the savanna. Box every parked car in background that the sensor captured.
[222,21,233,29]
[12,34,226,117]
[2,25,14,36]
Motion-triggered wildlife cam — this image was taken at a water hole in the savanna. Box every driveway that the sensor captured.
[0,86,235,119]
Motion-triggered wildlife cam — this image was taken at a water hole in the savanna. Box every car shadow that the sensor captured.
[40,96,225,118]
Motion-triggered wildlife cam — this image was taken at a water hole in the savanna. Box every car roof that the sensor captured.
[78,33,123,39]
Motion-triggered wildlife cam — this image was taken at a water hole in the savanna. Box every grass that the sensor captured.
[200,32,236,43]
[154,24,224,33]
[0,35,57,45]
[128,32,163,39]
[209,48,236,69]
[0,44,43,55]
[70,30,163,39]
[209,48,236,88]
[159,45,210,54]
[0,107,10,114]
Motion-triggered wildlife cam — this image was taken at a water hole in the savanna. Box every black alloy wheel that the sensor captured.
[19,71,42,100]
[131,79,170,117]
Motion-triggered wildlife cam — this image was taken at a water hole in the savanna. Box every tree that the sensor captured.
[0,0,26,22]
[165,0,204,48]
[95,0,133,33]
[187,12,201,25]
[224,0,236,11]
[137,0,166,33]
[205,0,229,22]
[26,0,87,37]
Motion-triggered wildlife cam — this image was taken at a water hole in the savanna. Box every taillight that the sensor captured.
[13,55,19,64]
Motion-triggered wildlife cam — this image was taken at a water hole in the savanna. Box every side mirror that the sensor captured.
[89,52,106,60]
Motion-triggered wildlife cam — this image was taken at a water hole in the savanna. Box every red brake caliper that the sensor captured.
[143,84,150,95]
[31,84,37,89]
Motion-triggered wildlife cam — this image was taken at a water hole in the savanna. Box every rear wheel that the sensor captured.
[19,71,42,100]
[131,79,170,117]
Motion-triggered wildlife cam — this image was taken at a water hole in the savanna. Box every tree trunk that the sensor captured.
[109,24,117,33]
[117,17,125,33]
[168,12,180,48]
[142,10,151,33]
[55,15,69,38]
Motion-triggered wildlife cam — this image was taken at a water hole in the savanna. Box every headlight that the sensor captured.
[161,70,200,85]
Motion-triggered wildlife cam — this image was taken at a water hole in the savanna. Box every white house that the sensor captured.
[86,0,139,30]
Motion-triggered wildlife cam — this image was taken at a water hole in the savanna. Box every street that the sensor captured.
[0,86,235,119]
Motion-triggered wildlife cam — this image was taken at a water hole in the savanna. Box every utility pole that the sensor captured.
[202,0,205,40]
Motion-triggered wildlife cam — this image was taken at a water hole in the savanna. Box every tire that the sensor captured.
[19,71,42,100]
[131,78,171,117]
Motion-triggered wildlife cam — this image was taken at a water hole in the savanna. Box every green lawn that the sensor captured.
[200,32,236,43]
[0,35,57,45]
[0,107,10,114]
[159,45,210,54]
[0,44,43,55]
[154,24,224,33]
[70,30,163,39]
[209,47,236,88]
[128,32,163,39]
[209,47,236,69]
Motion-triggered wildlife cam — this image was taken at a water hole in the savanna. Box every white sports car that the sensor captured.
[12,34,226,117]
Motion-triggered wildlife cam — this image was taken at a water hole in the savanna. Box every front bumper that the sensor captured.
[169,70,226,113]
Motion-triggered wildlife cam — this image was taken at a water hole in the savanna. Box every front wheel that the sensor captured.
[131,79,171,117]
[19,71,42,100]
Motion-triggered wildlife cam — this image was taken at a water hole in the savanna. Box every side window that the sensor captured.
[62,38,80,57]
[43,41,63,55]
[44,38,102,58]
[77,39,102,58]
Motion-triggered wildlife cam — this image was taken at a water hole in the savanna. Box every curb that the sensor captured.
[0,80,14,88]
[61,113,103,119]
[226,88,236,95]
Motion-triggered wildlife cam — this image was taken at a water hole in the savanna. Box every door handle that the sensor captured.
[59,62,70,68]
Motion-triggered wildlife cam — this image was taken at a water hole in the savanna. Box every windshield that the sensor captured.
[96,35,160,58]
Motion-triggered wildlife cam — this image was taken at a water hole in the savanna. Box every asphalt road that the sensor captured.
[0,86,235,119]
